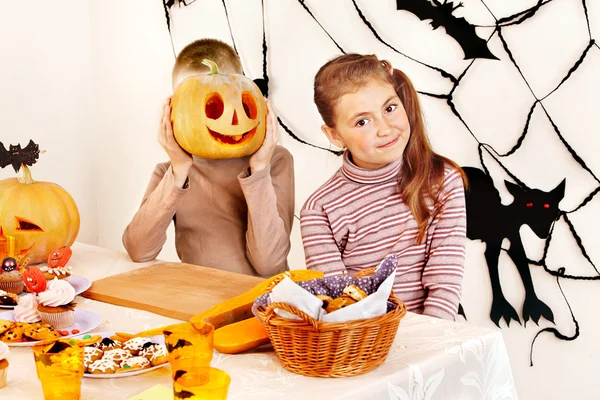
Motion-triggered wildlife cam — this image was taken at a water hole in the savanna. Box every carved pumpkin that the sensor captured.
[171,59,267,159]
[0,141,80,264]
[23,266,47,293]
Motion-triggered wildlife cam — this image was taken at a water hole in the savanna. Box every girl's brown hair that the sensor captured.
[314,54,466,243]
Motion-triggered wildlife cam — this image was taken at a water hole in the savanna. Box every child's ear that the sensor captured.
[321,125,344,148]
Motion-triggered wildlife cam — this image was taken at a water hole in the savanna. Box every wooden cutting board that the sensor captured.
[81,262,264,321]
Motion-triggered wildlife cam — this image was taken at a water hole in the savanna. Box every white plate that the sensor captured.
[0,309,103,347]
[73,331,167,379]
[0,275,91,309]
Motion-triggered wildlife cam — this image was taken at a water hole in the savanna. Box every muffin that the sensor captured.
[0,341,9,389]
[37,278,76,328]
[0,258,23,295]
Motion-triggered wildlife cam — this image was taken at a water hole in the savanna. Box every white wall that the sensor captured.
[2,0,600,398]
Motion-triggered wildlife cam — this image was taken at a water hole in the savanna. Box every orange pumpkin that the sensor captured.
[0,166,80,264]
[48,246,72,268]
[23,265,47,293]
[171,59,267,159]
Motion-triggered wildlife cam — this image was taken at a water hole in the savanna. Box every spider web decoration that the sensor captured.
[160,0,599,366]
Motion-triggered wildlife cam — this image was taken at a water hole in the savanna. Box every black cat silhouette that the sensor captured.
[463,167,565,327]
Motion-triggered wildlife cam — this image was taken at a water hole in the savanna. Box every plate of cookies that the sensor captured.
[0,309,102,346]
[75,331,168,378]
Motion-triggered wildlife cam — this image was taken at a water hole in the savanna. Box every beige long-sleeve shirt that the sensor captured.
[122,146,294,277]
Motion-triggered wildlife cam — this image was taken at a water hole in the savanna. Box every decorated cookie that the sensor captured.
[23,266,47,293]
[84,346,104,364]
[93,337,122,351]
[102,348,132,365]
[88,358,118,374]
[123,337,152,355]
[149,345,168,366]
[121,356,150,370]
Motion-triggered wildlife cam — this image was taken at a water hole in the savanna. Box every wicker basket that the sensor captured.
[254,269,407,378]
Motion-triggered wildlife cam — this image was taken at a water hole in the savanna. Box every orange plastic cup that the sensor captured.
[173,367,231,400]
[163,322,214,380]
[32,339,85,400]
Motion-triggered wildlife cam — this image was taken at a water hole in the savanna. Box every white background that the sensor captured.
[1,0,599,398]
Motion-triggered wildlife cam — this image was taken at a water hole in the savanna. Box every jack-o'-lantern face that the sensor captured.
[171,59,267,159]
[48,246,72,269]
[23,266,47,293]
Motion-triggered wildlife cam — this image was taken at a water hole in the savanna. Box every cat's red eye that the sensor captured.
[544,204,550,209]
[526,202,533,208]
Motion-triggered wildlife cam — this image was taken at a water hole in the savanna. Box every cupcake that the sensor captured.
[13,294,41,323]
[0,258,24,295]
[37,278,76,329]
[0,341,9,389]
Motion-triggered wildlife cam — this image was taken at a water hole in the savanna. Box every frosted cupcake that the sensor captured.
[0,258,24,295]
[37,278,76,328]
[13,294,41,323]
[0,341,9,389]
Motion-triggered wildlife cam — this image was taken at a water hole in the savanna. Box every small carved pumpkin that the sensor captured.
[48,246,72,269]
[23,266,47,293]
[171,59,267,159]
[0,141,80,264]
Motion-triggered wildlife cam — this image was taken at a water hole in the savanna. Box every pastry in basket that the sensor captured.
[343,285,368,302]
[0,290,17,306]
[315,295,334,309]
[325,295,357,313]
[102,348,132,365]
[87,358,119,374]
[123,337,152,355]
[120,356,150,371]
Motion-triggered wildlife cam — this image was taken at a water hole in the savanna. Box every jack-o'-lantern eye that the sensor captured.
[205,93,224,120]
[242,92,258,119]
[15,217,43,232]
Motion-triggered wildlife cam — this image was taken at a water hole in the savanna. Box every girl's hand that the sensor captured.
[158,97,193,187]
[249,99,279,174]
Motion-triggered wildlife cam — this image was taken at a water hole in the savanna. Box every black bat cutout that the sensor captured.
[174,388,195,399]
[166,338,193,353]
[173,369,187,381]
[0,140,40,173]
[463,167,563,327]
[396,0,499,60]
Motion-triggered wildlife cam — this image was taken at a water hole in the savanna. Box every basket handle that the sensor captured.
[264,302,320,331]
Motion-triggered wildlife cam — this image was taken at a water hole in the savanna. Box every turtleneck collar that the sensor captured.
[340,151,402,184]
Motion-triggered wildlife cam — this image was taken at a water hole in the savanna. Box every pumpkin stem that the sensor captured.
[202,59,220,75]
[18,164,34,184]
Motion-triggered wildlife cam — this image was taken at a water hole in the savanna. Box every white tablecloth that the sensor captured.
[3,243,519,399]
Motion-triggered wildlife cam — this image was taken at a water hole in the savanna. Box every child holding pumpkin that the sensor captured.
[300,54,467,320]
[123,39,294,277]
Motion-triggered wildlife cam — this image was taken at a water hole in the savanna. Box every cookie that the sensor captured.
[24,323,61,341]
[102,348,132,366]
[0,320,13,335]
[93,337,122,351]
[88,358,118,374]
[149,345,168,366]
[123,337,152,355]
[84,346,104,367]
[121,356,150,370]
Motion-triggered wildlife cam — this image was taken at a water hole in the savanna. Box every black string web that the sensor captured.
[161,0,599,366]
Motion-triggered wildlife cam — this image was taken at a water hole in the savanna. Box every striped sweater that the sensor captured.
[300,152,466,320]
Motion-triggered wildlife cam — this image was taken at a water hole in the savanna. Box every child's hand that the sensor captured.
[158,97,193,187]
[249,99,279,174]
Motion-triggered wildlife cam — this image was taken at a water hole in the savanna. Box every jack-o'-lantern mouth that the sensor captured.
[15,217,43,232]
[207,126,257,146]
